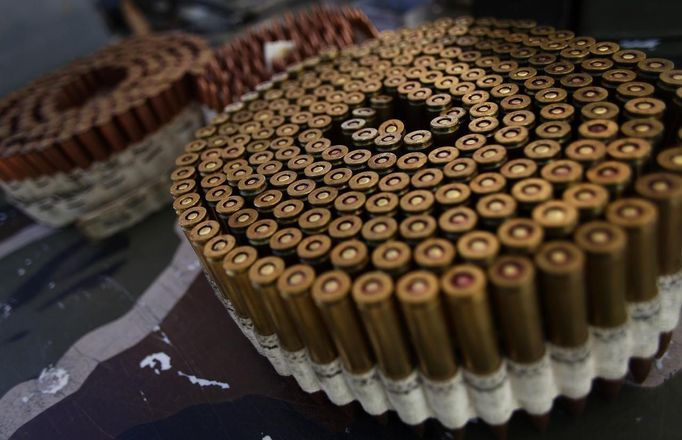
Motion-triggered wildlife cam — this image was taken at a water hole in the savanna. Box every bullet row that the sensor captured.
[195,4,378,111]
[171,14,682,437]
[0,33,211,183]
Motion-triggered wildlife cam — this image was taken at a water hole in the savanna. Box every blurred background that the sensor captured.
[2,0,682,98]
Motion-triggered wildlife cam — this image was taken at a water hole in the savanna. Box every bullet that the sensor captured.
[396,152,428,174]
[523,139,561,165]
[511,177,553,214]
[328,215,363,241]
[578,100,619,122]
[223,246,274,336]
[269,170,298,190]
[606,199,659,302]
[188,220,222,269]
[227,208,259,241]
[565,139,607,170]
[624,97,666,120]
[540,159,584,195]
[491,82,520,101]
[637,58,674,83]
[334,191,366,217]
[620,118,664,148]
[372,240,412,277]
[428,146,460,168]
[429,115,460,146]
[286,178,316,201]
[352,270,430,425]
[170,179,198,199]
[602,69,637,95]
[635,173,682,278]
[535,241,588,346]
[343,149,372,171]
[173,192,202,215]
[498,217,544,255]
[400,214,437,244]
[572,86,609,109]
[500,158,538,186]
[476,193,517,230]
[269,227,304,262]
[563,183,610,220]
[441,264,501,375]
[586,160,632,198]
[616,81,655,104]
[535,241,592,403]
[469,172,507,199]
[413,238,456,272]
[311,270,375,374]
[468,116,500,138]
[246,218,279,249]
[457,230,500,267]
[488,255,545,363]
[330,239,370,274]
[370,94,394,123]
[249,255,303,349]
[532,199,579,238]
[580,58,613,80]
[350,271,412,380]
[606,138,652,177]
[253,189,283,216]
[278,264,337,364]
[462,90,491,110]
[304,137,331,158]
[574,221,628,328]
[203,233,243,311]
[400,189,435,216]
[178,206,209,238]
[396,270,458,379]
[535,120,571,145]
[439,204,478,239]
[656,147,682,175]
[297,207,332,235]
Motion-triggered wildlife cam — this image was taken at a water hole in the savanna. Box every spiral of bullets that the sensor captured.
[173,15,682,436]
[0,33,211,181]
[0,33,211,232]
[195,5,378,111]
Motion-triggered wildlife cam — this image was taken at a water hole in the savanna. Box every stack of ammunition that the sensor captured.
[0,34,211,237]
[194,5,377,112]
[172,15,682,436]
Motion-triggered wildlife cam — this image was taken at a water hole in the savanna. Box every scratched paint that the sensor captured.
[139,352,230,389]
[139,352,172,375]
[177,371,230,390]
[37,367,69,394]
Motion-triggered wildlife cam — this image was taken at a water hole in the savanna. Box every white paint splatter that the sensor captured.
[37,367,69,394]
[24,258,32,266]
[48,281,56,290]
[16,267,26,277]
[139,352,172,375]
[139,352,229,390]
[20,394,33,403]
[656,351,670,371]
[620,38,660,50]
[177,371,230,390]
[1,303,11,319]
[153,325,172,345]
[139,390,148,403]
[262,436,273,440]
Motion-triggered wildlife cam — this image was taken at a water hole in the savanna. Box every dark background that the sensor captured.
[1,0,681,98]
